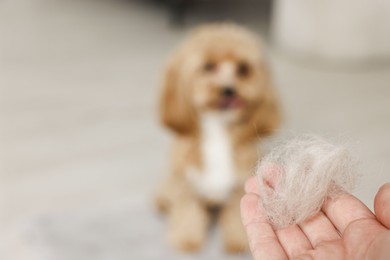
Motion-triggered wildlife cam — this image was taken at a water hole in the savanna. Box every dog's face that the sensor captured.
[160,24,280,136]
[188,44,268,115]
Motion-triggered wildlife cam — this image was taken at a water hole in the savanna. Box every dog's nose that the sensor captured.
[221,87,235,97]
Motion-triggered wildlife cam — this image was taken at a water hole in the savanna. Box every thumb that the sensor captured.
[374,183,390,229]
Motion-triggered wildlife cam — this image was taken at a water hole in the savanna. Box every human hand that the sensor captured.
[241,177,390,259]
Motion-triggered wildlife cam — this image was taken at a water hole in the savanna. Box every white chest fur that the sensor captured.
[187,113,236,203]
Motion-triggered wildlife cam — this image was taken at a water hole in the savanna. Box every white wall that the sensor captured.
[272,0,390,62]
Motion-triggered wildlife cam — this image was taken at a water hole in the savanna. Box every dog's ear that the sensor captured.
[250,79,281,137]
[159,54,197,136]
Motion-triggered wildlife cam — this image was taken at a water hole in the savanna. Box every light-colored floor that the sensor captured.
[1,0,389,259]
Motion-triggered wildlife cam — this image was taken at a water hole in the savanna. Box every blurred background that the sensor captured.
[1,0,389,259]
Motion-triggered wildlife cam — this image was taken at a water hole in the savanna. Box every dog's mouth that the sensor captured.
[216,96,244,110]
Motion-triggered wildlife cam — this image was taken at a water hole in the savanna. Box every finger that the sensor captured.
[245,176,260,194]
[245,164,283,195]
[240,193,287,260]
[299,211,340,247]
[322,192,376,233]
[275,225,313,258]
[257,163,283,188]
[374,183,390,229]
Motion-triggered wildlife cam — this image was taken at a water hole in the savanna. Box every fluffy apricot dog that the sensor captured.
[155,23,281,253]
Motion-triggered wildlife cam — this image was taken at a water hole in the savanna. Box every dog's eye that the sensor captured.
[203,61,216,72]
[237,62,250,77]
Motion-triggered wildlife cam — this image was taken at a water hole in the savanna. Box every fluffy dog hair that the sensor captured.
[256,135,357,229]
[155,23,281,253]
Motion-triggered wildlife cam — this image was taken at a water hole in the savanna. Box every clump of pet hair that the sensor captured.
[256,135,358,229]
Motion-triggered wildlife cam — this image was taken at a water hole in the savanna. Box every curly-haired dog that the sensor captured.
[155,23,281,253]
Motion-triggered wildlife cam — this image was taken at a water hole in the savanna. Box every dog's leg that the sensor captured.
[219,189,248,253]
[154,176,175,213]
[168,193,209,252]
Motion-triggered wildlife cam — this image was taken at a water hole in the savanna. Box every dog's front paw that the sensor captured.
[221,221,249,253]
[224,236,248,253]
[168,227,205,252]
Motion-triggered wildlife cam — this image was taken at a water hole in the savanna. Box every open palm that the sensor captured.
[241,177,390,259]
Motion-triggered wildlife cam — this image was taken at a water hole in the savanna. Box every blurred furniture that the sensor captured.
[156,0,193,24]
[272,0,390,63]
